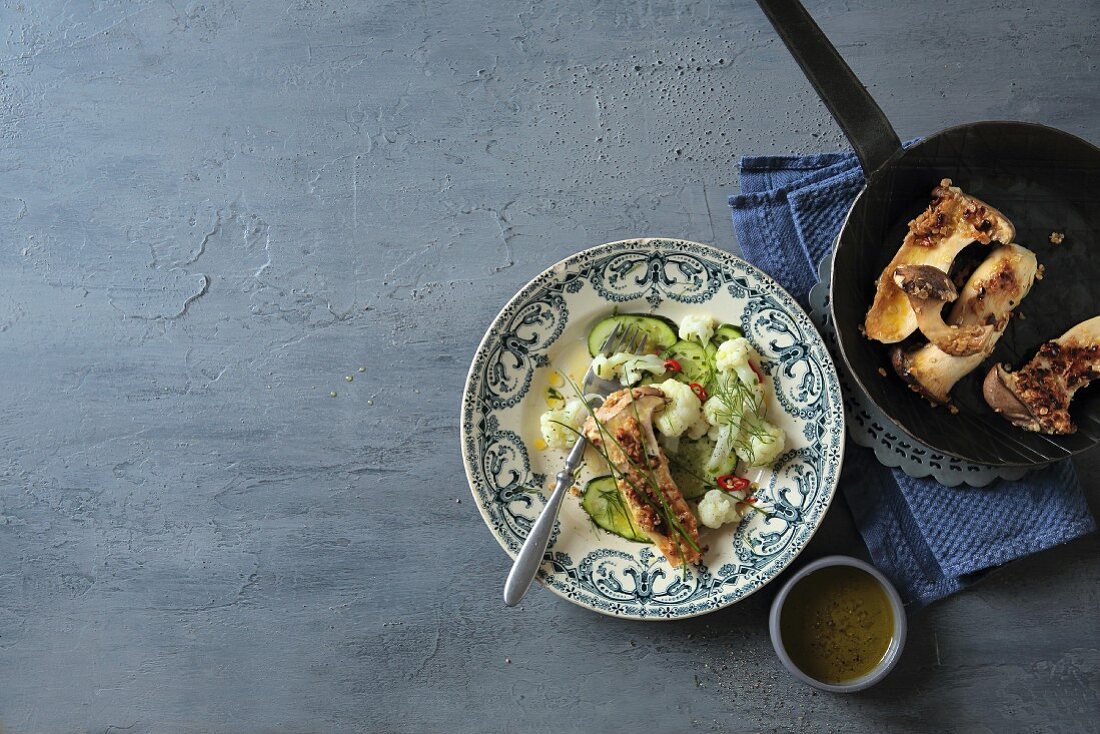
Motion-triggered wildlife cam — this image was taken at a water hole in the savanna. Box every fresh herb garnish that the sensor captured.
[706,368,778,467]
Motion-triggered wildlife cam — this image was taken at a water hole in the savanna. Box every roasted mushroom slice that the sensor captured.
[892,264,994,356]
[866,179,1015,344]
[983,316,1100,434]
[891,243,1037,404]
[583,386,702,565]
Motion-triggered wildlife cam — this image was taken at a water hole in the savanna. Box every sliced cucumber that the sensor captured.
[587,314,678,357]
[704,342,719,394]
[667,435,736,500]
[713,323,744,346]
[661,340,711,385]
[581,475,652,543]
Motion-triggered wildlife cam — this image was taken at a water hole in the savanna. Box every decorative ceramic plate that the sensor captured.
[460,238,846,619]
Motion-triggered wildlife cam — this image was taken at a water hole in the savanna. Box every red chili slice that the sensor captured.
[749,361,764,383]
[716,475,751,493]
[689,382,707,401]
[664,358,682,373]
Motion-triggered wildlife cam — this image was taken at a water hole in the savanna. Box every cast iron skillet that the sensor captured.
[756,0,1100,466]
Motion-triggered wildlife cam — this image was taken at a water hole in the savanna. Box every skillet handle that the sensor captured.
[756,0,902,177]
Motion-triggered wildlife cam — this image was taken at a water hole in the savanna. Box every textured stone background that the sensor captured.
[0,1,1097,732]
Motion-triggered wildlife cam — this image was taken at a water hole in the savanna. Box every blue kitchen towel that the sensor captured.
[729,151,1096,608]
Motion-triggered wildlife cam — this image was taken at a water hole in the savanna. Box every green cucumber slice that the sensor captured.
[581,475,652,543]
[661,340,711,385]
[713,323,744,346]
[587,314,678,357]
[704,342,719,393]
[668,435,735,500]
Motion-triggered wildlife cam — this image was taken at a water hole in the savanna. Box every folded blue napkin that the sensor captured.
[729,151,1096,608]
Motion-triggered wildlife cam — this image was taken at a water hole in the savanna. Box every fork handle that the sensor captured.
[503,434,587,607]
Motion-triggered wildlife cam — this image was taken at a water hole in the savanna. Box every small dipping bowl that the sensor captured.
[769,555,906,693]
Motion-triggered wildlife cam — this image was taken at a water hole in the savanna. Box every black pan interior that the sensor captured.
[832,121,1100,466]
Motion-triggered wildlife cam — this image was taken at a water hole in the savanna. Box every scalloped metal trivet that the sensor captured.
[808,252,1029,487]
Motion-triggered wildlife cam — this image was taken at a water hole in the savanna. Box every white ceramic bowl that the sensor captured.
[769,555,907,692]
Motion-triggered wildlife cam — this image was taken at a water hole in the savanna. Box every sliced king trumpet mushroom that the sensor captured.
[983,316,1100,434]
[865,179,1015,344]
[892,264,995,356]
[582,386,702,565]
[891,243,1037,404]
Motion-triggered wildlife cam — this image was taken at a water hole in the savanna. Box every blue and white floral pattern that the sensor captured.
[461,239,845,619]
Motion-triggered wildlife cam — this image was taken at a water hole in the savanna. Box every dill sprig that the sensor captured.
[706,369,777,467]
[590,480,649,541]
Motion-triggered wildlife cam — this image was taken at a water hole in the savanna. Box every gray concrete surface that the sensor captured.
[0,1,1097,732]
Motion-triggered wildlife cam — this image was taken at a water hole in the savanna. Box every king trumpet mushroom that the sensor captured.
[865,179,1015,344]
[891,243,1037,404]
[983,315,1100,434]
[892,264,994,356]
[582,387,702,566]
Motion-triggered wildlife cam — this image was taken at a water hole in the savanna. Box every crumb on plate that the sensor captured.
[1049,231,1065,245]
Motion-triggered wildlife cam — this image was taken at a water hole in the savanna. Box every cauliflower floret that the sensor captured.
[715,337,761,389]
[701,392,744,473]
[678,313,717,345]
[705,423,736,475]
[620,353,667,385]
[697,339,787,470]
[539,398,587,449]
[590,351,666,385]
[653,379,703,437]
[737,416,786,467]
[696,489,744,529]
[684,411,711,440]
[590,353,617,380]
[706,435,738,476]
[714,336,752,372]
[702,393,734,428]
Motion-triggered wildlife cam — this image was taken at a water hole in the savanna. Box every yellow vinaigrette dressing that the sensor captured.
[780,565,895,684]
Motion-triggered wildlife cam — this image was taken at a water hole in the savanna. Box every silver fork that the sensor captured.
[503,323,649,606]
